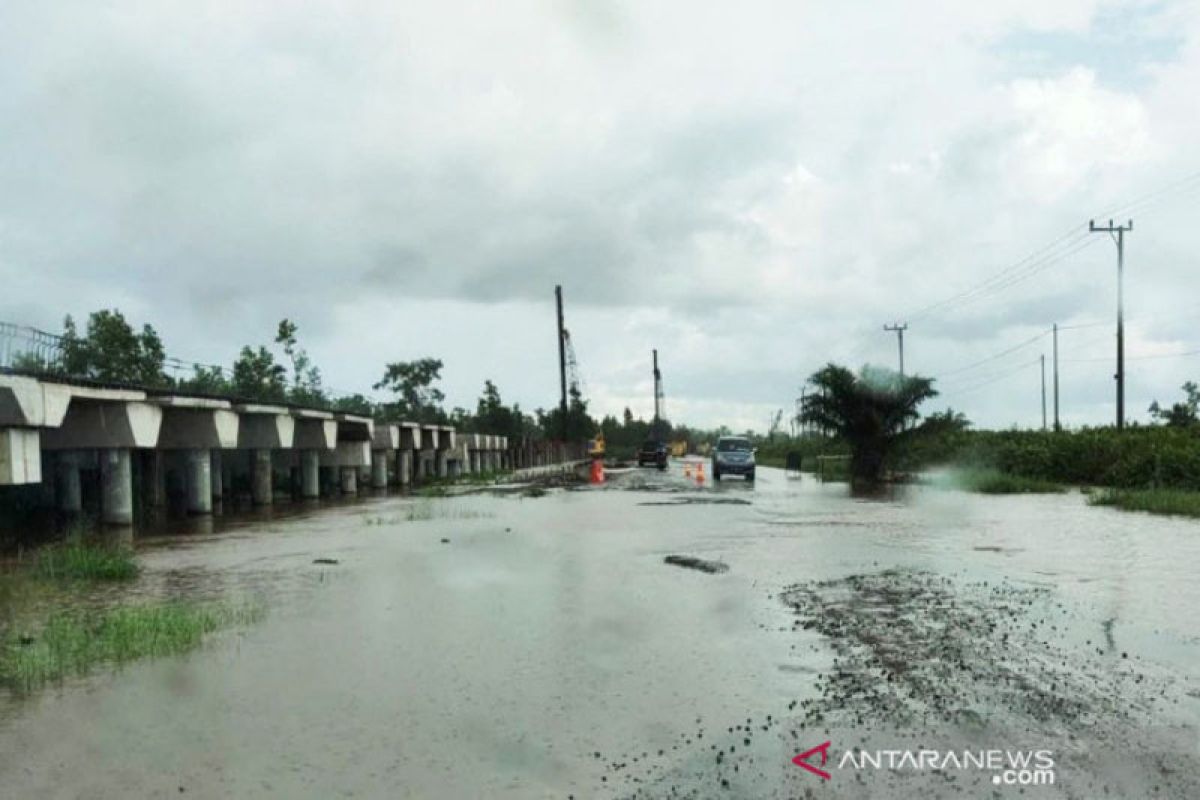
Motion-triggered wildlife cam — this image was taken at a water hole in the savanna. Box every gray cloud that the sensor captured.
[2,0,1198,431]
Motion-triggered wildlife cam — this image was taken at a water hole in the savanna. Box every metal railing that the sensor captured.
[0,321,64,371]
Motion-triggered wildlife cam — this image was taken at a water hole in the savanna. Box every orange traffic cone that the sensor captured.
[590,458,605,484]
[695,461,705,484]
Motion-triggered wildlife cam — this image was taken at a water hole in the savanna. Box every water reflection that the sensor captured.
[0,463,1197,798]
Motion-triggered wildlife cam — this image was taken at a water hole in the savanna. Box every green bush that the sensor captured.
[899,425,1200,490]
[1088,488,1200,518]
[33,542,139,582]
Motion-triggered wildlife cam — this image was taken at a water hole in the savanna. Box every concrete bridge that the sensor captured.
[0,374,565,526]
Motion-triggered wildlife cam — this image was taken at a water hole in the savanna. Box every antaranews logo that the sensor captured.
[792,741,832,780]
[792,743,1056,786]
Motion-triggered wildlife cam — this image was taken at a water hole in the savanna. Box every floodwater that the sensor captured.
[2,463,1199,798]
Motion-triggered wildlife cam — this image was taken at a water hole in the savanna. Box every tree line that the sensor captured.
[13,309,551,439]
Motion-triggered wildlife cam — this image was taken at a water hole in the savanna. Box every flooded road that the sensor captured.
[2,463,1199,798]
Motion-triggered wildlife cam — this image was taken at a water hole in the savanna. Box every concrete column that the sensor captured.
[301,450,320,499]
[398,450,413,486]
[100,448,133,526]
[252,449,273,505]
[186,448,213,515]
[143,450,166,508]
[371,452,387,489]
[55,450,82,513]
[340,466,358,495]
[57,451,83,513]
[436,450,449,479]
[210,450,223,502]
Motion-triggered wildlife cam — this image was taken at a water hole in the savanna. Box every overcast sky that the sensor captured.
[3,0,1199,432]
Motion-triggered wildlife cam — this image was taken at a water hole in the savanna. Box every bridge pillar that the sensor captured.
[301,450,320,498]
[210,451,223,502]
[252,449,273,505]
[185,448,212,515]
[371,452,387,489]
[340,466,357,495]
[100,448,133,525]
[141,450,166,509]
[57,451,83,513]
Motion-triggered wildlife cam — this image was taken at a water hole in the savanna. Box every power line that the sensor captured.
[903,171,1200,327]
[906,227,1092,322]
[938,357,1042,398]
[1063,347,1200,364]
[935,329,1049,379]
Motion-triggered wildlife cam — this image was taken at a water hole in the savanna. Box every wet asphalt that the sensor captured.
[2,461,1199,798]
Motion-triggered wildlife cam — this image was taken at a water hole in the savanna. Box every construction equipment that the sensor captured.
[651,349,665,438]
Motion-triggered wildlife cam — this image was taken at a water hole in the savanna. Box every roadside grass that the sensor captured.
[925,468,1066,494]
[957,469,1066,494]
[33,541,139,582]
[0,602,263,692]
[1088,488,1200,518]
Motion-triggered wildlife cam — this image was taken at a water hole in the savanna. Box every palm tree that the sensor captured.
[800,364,937,483]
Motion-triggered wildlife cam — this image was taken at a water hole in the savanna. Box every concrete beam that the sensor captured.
[335,413,374,442]
[155,402,238,450]
[235,405,295,449]
[319,440,370,468]
[0,376,71,428]
[0,428,42,484]
[294,417,337,449]
[399,422,421,449]
[420,425,440,451]
[41,400,163,450]
[0,375,139,428]
[371,423,400,451]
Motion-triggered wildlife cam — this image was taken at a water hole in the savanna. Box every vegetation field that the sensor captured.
[1088,488,1200,518]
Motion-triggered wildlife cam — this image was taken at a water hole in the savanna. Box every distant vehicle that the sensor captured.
[588,432,606,458]
[637,439,668,470]
[712,436,755,481]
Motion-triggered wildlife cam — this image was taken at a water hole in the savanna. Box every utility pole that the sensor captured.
[1089,219,1133,430]
[652,349,662,423]
[884,322,908,376]
[1052,323,1060,431]
[555,285,568,441]
[1040,354,1047,431]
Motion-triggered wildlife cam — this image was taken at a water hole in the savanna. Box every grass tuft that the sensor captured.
[0,602,263,692]
[33,542,139,582]
[1088,488,1200,518]
[945,469,1065,494]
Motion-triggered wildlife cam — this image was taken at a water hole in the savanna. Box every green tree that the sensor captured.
[1149,382,1199,427]
[180,364,233,396]
[800,364,938,483]
[539,385,596,441]
[275,318,325,406]
[331,393,375,416]
[56,310,169,386]
[373,358,446,423]
[231,345,287,402]
[473,379,528,437]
